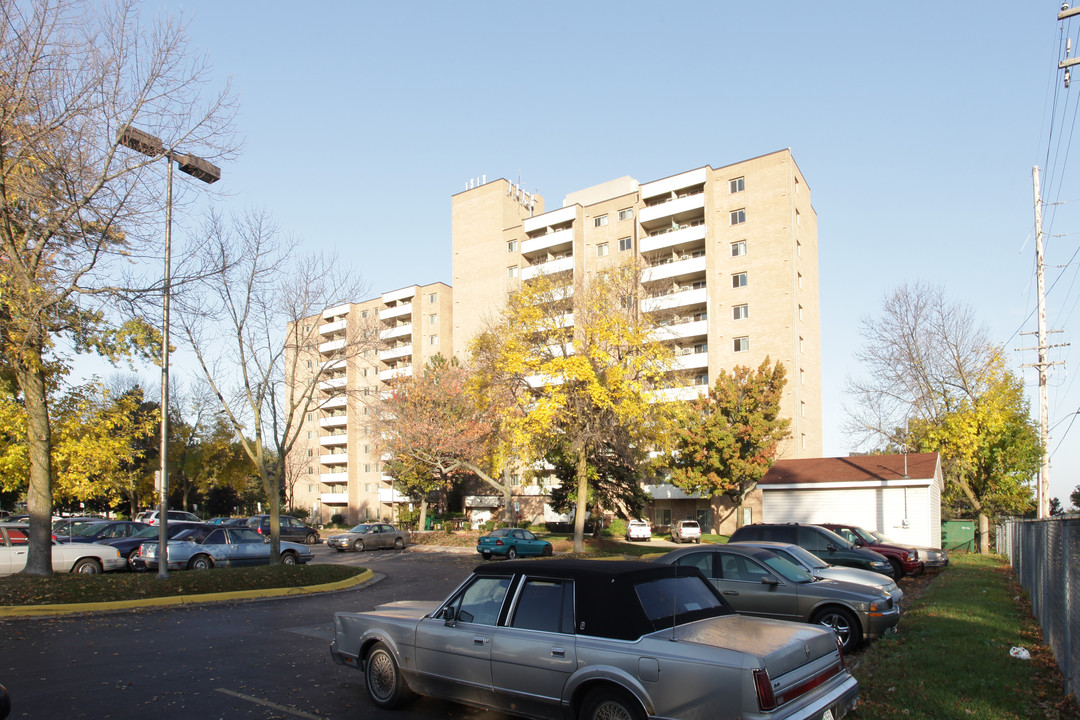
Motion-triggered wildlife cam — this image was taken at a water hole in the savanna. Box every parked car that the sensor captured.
[54,520,148,544]
[670,519,702,543]
[246,515,320,544]
[728,523,894,577]
[656,544,899,653]
[330,559,859,720]
[134,509,202,525]
[819,523,920,580]
[137,525,313,571]
[730,539,904,607]
[625,519,652,541]
[97,521,207,571]
[0,523,125,575]
[327,523,409,552]
[869,529,950,571]
[50,516,101,535]
[476,527,552,560]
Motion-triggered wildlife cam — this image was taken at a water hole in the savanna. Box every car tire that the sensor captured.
[541,544,553,556]
[888,558,904,582]
[353,539,365,552]
[393,537,404,550]
[481,551,492,560]
[506,546,518,560]
[812,606,861,654]
[125,549,141,571]
[579,686,645,720]
[365,642,417,709]
[72,558,102,574]
[281,551,299,565]
[188,554,213,571]
[305,533,317,545]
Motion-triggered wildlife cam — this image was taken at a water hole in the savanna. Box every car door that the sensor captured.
[693,550,800,622]
[370,525,389,549]
[414,575,512,706]
[0,527,30,575]
[227,528,268,566]
[491,577,576,717]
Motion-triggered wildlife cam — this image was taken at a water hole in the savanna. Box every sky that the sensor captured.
[130,1,1080,507]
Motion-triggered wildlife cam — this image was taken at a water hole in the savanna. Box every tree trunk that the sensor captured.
[977,512,990,554]
[263,465,282,564]
[15,351,54,575]
[573,448,589,553]
[418,497,428,531]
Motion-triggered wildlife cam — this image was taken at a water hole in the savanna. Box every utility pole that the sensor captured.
[1021,167,1066,518]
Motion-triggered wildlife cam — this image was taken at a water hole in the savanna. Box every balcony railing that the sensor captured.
[641,288,708,312]
[652,319,708,342]
[380,366,413,381]
[380,323,412,340]
[521,227,574,257]
[381,344,413,361]
[380,302,412,321]
[642,256,707,283]
[318,338,346,354]
[639,192,705,228]
[522,255,574,281]
[320,492,349,504]
[639,223,707,254]
[320,433,348,447]
[320,414,347,428]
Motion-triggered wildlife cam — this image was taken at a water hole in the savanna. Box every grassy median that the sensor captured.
[0,564,363,606]
[851,553,1077,719]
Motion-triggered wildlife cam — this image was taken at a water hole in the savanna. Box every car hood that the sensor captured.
[329,533,361,539]
[362,600,442,621]
[672,614,839,676]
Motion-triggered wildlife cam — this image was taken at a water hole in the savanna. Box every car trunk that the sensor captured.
[674,615,839,677]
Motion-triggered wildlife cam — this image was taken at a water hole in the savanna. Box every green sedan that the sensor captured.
[477,527,552,560]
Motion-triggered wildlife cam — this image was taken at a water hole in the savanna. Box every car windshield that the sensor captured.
[131,525,161,538]
[489,528,512,537]
[847,526,877,544]
[68,522,108,537]
[760,553,815,582]
[871,530,899,544]
[681,521,699,528]
[349,524,373,533]
[779,544,829,570]
[635,575,729,628]
[819,526,855,550]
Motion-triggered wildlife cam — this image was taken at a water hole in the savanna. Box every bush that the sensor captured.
[290,507,309,521]
[330,513,346,526]
[608,518,627,538]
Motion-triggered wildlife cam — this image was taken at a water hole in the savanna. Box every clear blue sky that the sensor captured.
[140,1,1080,506]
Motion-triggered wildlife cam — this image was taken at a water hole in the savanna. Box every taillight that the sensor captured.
[495,539,504,546]
[257,527,264,534]
[753,669,777,711]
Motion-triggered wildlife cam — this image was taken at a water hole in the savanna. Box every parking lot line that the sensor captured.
[215,687,325,720]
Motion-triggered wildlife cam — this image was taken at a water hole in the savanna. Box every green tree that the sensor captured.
[0,0,236,573]
[1070,485,1080,513]
[471,261,676,552]
[667,358,791,528]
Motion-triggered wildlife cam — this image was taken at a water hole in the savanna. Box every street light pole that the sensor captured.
[118,125,220,578]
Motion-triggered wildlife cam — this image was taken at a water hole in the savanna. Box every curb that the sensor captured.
[0,568,374,618]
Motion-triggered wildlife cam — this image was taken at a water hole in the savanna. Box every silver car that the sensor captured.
[327,523,409,552]
[138,525,313,570]
[731,539,904,607]
[331,559,859,720]
[657,544,900,653]
[0,523,125,575]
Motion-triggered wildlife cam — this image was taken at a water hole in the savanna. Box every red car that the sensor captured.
[820,523,921,581]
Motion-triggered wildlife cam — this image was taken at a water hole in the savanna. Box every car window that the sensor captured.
[675,551,714,578]
[449,576,512,626]
[798,527,828,553]
[70,522,106,537]
[682,521,699,529]
[780,544,828,569]
[817,526,854,550]
[380,525,393,533]
[203,529,227,545]
[833,528,859,544]
[229,528,265,544]
[4,528,28,546]
[760,554,813,582]
[490,528,511,538]
[718,553,767,582]
[635,575,726,624]
[351,524,371,533]
[510,579,573,634]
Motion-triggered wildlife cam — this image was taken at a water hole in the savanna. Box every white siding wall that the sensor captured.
[761,483,938,548]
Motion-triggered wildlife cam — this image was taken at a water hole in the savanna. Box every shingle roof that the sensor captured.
[759,453,940,485]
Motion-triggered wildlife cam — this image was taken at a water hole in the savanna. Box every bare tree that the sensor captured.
[175,208,374,562]
[0,0,237,573]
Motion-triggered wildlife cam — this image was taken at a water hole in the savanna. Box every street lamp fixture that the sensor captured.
[118,124,220,578]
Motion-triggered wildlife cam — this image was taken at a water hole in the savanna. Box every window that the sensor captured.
[799,336,805,353]
[732,273,747,288]
[656,508,672,527]
[596,243,609,257]
[594,214,608,227]
[620,296,635,310]
[795,176,800,194]
[693,342,708,354]
[511,579,573,633]
[619,237,633,252]
[364,464,371,473]
[362,368,369,377]
[733,304,748,320]
[691,280,707,290]
[507,265,518,279]
[447,576,513,626]
[729,177,745,193]
[801,401,806,418]
[306,412,313,421]
[733,336,749,352]
[363,444,370,454]
[304,324,312,332]
[798,304,803,321]
[796,208,800,226]
[306,431,312,439]
[429,292,437,303]
[731,240,746,257]
[507,239,518,252]
[800,368,805,386]
[306,360,312,369]
[307,468,313,476]
[361,310,369,319]
[362,406,369,416]
[307,449,313,457]
[429,313,438,325]
[618,208,634,221]
[730,209,746,225]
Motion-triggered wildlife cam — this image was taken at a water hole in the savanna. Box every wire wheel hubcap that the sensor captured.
[368,651,396,700]
[593,700,632,720]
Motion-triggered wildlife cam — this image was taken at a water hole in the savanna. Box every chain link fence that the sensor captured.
[996,516,1079,698]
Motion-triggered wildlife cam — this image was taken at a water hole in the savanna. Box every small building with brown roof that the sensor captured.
[757,453,943,548]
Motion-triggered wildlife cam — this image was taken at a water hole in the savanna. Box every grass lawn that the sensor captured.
[0,564,363,606]
[851,553,1077,719]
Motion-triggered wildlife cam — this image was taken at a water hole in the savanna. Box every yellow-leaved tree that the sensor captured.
[471,261,676,552]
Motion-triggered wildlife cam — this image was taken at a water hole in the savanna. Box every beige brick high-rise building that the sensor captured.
[289,282,453,524]
[451,150,821,531]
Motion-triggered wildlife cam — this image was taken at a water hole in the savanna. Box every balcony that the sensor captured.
[320,451,348,466]
[642,288,707,312]
[320,414,347,428]
[642,256,706,283]
[378,486,410,503]
[381,344,413,361]
[521,227,574,257]
[652,385,709,402]
[319,319,347,335]
[639,193,705,229]
[320,492,349,505]
[380,366,413,381]
[320,468,348,480]
[380,323,412,340]
[653,319,708,342]
[318,338,346,354]
[639,223,707,254]
[673,351,709,371]
[522,255,574,281]
[318,376,347,391]
[380,302,412,321]
[322,303,351,321]
[382,286,417,304]
[320,433,348,447]
[523,205,576,234]
[641,167,708,200]
[320,395,347,410]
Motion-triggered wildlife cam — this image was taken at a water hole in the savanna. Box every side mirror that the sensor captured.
[760,575,779,586]
[826,544,837,552]
[440,607,457,625]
